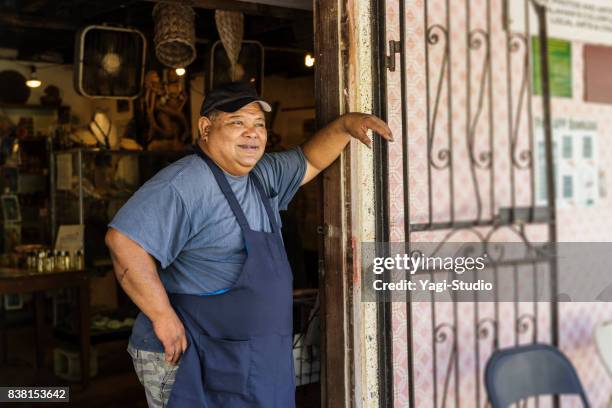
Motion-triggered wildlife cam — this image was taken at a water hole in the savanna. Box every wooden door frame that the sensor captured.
[314,0,352,407]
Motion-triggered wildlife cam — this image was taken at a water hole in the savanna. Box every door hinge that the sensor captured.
[386,40,401,72]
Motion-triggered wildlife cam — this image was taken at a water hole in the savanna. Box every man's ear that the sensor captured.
[198,116,212,139]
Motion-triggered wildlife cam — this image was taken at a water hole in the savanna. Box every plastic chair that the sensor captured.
[485,343,590,408]
[595,320,612,377]
[594,320,612,407]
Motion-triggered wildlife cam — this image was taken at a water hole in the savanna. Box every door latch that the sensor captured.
[316,224,329,236]
[386,40,401,72]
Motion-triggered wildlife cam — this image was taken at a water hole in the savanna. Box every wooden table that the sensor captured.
[0,267,90,387]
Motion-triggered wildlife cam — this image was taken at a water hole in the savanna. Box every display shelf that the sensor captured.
[50,148,187,267]
[0,103,67,112]
[0,113,56,250]
[53,324,131,345]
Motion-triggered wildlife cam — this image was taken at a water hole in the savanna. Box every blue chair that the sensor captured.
[485,343,590,408]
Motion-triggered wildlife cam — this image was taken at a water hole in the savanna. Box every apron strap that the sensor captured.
[193,146,250,230]
[250,173,280,234]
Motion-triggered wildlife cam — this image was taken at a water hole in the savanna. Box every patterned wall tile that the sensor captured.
[382,0,612,406]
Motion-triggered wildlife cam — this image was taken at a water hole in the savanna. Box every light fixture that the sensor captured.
[175,67,186,76]
[101,52,122,75]
[25,66,41,88]
[305,53,315,68]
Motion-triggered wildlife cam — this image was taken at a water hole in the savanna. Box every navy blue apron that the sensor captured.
[166,148,295,408]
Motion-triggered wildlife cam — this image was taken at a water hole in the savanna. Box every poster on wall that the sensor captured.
[531,37,572,97]
[535,117,598,208]
[509,0,612,47]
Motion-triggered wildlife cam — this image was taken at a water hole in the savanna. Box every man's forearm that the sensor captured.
[300,113,392,185]
[105,228,174,322]
[301,117,351,172]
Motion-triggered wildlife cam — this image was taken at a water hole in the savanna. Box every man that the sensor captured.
[105,81,392,407]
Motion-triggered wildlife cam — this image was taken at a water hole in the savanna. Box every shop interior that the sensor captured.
[0,1,321,406]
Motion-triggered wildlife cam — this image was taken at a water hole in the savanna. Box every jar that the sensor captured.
[62,251,71,270]
[75,250,84,270]
[54,250,63,271]
[26,252,36,269]
[36,251,46,273]
[44,250,54,272]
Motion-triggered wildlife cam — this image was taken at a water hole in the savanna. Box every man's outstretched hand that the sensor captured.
[340,112,394,147]
[300,112,394,185]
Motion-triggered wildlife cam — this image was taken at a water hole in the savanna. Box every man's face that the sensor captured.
[198,102,267,175]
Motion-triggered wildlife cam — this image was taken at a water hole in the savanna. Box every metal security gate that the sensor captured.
[371,0,557,406]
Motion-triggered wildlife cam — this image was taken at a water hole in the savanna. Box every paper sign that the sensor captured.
[535,117,598,208]
[532,37,572,98]
[509,0,612,47]
[54,224,84,255]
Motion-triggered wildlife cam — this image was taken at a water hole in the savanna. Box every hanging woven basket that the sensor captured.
[215,10,244,80]
[152,2,196,68]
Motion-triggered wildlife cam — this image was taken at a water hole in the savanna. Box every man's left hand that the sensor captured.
[341,113,394,147]
[300,112,394,185]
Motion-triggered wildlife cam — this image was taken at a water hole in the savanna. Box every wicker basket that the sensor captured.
[152,2,196,68]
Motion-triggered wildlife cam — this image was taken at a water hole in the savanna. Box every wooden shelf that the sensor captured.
[53,324,132,345]
[0,103,65,112]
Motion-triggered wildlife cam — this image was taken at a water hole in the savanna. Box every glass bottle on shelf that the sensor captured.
[54,250,63,271]
[27,252,36,269]
[37,251,45,273]
[45,250,54,272]
[62,251,71,270]
[75,250,84,270]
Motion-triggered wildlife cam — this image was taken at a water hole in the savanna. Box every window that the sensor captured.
[562,175,573,199]
[583,136,593,159]
[562,135,572,159]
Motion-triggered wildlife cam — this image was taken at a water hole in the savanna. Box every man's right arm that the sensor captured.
[105,227,187,364]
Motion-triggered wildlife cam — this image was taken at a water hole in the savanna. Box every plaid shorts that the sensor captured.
[127,344,180,408]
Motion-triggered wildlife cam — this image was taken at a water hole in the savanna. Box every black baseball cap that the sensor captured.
[200,81,272,116]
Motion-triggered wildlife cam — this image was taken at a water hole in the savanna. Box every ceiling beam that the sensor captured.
[20,0,49,13]
[0,12,78,30]
[145,0,310,20]
[237,0,311,11]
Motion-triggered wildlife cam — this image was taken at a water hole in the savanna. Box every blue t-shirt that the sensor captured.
[109,147,306,351]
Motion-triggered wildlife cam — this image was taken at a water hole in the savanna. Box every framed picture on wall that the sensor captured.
[1,194,21,223]
[3,294,24,311]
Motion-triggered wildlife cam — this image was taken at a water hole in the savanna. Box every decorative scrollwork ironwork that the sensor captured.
[427,24,447,45]
[435,322,455,344]
[477,318,498,342]
[469,29,485,50]
[426,24,451,170]
[508,33,533,170]
[467,29,493,170]
[434,322,457,408]
[517,314,536,343]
